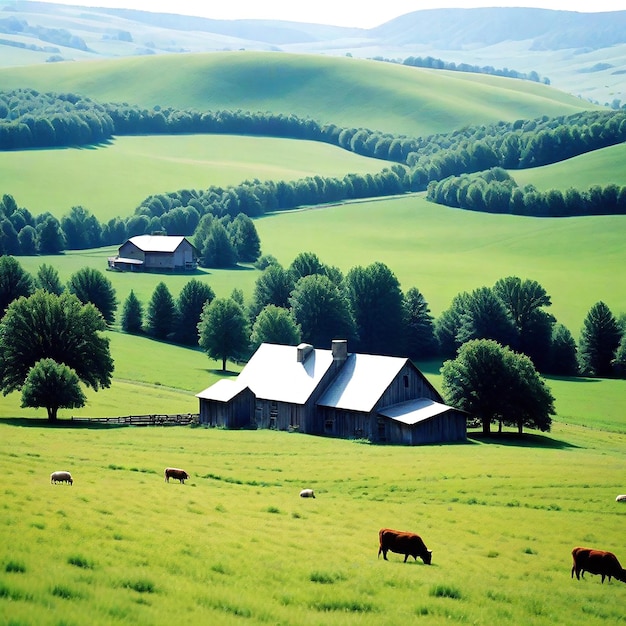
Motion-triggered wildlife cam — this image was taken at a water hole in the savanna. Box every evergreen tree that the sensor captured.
[547,323,579,376]
[67,267,117,326]
[201,221,237,268]
[36,263,64,295]
[121,289,143,334]
[146,282,176,340]
[579,301,622,377]
[174,279,215,345]
[0,255,34,314]
[403,287,437,359]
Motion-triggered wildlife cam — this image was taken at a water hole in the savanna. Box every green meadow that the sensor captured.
[0,421,624,626]
[0,135,389,221]
[0,52,596,136]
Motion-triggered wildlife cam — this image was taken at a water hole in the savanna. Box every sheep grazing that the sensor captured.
[616,495,626,503]
[50,471,73,485]
[299,488,315,498]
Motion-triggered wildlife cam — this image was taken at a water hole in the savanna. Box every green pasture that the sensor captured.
[0,135,388,222]
[0,52,596,136]
[0,421,624,625]
[512,142,626,191]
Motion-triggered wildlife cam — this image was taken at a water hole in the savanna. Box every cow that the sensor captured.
[50,471,73,485]
[299,489,315,498]
[378,528,432,564]
[571,547,626,584]
[164,468,189,484]
[616,495,626,503]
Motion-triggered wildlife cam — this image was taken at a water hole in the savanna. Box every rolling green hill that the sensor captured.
[0,52,597,136]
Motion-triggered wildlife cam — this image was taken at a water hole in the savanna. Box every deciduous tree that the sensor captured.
[198,298,250,371]
[0,255,34,314]
[0,291,113,399]
[174,279,215,345]
[250,305,301,351]
[21,358,86,421]
[441,339,554,435]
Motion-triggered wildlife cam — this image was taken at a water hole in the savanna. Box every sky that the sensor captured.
[34,1,621,29]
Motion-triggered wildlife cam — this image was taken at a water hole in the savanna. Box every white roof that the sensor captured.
[378,398,457,425]
[239,343,335,405]
[317,353,408,413]
[128,235,188,253]
[196,379,249,402]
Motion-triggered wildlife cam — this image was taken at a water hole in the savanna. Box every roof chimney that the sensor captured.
[297,343,314,363]
[332,339,348,363]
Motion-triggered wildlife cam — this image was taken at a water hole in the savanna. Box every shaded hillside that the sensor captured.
[0,3,624,104]
[0,52,597,137]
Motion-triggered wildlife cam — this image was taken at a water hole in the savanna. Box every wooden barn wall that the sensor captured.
[377,363,442,409]
[317,407,374,440]
[253,399,308,432]
[384,412,467,445]
[199,390,255,429]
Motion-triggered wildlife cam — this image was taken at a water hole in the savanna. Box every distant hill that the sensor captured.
[0,2,624,106]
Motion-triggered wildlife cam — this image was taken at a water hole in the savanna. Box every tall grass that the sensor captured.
[0,423,624,625]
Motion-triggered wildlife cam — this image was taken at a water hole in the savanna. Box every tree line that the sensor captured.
[372,54,549,84]
[2,255,624,428]
[427,167,626,216]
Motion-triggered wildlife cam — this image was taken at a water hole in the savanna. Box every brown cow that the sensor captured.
[164,468,189,484]
[378,528,432,564]
[571,547,626,584]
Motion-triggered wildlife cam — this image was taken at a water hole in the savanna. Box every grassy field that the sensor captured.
[0,52,597,136]
[0,420,624,625]
[0,135,389,222]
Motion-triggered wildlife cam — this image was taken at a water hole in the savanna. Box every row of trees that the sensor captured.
[427,167,626,217]
[0,194,263,267]
[374,54,548,84]
[1,255,623,428]
[2,254,623,380]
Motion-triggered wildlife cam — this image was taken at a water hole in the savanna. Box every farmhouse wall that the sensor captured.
[199,388,255,429]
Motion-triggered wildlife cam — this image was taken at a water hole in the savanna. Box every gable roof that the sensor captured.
[127,235,190,253]
[317,353,409,413]
[197,343,335,406]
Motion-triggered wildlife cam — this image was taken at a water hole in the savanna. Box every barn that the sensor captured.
[108,235,198,272]
[196,340,467,445]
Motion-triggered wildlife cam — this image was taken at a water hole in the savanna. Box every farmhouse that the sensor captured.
[108,235,198,272]
[196,340,467,445]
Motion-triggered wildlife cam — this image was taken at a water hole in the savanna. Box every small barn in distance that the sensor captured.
[196,340,467,445]
[108,235,198,272]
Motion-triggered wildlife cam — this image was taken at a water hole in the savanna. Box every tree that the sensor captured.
[229,213,261,263]
[344,262,404,355]
[441,339,554,435]
[198,298,250,371]
[146,282,176,340]
[174,279,215,345]
[121,289,143,334]
[493,276,554,369]
[67,267,117,326]
[288,251,325,282]
[249,264,295,319]
[21,358,86,421]
[456,287,518,349]
[578,301,622,377]
[250,305,301,351]
[0,256,34,314]
[403,287,438,359]
[612,334,626,378]
[36,263,64,295]
[547,324,579,376]
[60,205,102,249]
[201,221,237,268]
[289,274,356,348]
[36,214,65,254]
[0,291,113,398]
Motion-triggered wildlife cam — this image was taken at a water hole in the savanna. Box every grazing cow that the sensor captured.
[378,528,432,564]
[616,495,626,503]
[299,489,315,498]
[50,471,73,485]
[164,467,189,484]
[571,547,626,584]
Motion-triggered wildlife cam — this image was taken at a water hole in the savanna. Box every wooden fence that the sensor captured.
[71,413,198,426]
